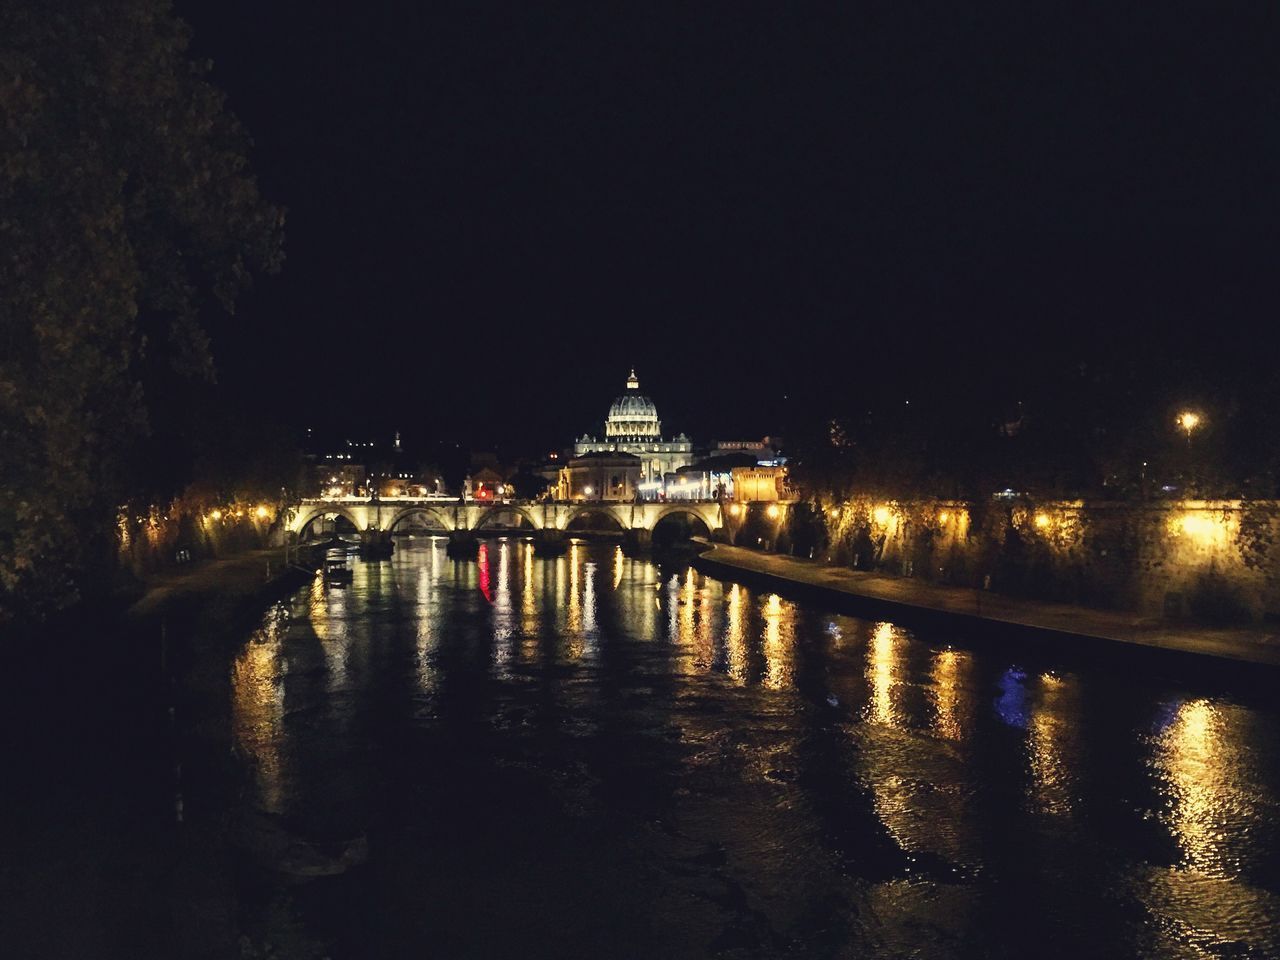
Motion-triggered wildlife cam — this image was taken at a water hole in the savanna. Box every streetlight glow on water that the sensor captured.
[224,540,1280,957]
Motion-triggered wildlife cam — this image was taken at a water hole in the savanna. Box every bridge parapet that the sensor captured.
[288,497,726,536]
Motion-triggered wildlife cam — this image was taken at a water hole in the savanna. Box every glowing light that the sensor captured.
[867,622,899,725]
[1152,698,1250,877]
[1034,512,1051,529]
[255,505,269,520]
[729,503,742,517]
[929,648,966,740]
[766,504,780,519]
[873,505,891,525]
[1169,510,1235,548]
[762,593,792,689]
[210,509,223,521]
[1176,410,1202,436]
[583,486,593,496]
[938,510,950,524]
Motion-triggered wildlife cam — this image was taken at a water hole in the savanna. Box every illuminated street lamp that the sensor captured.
[1176,410,1201,442]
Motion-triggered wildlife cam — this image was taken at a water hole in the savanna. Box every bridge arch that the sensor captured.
[563,504,627,532]
[648,503,721,533]
[471,504,542,531]
[385,505,456,534]
[294,505,363,540]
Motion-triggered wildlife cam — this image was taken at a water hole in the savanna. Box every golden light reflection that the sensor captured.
[928,648,968,740]
[309,575,352,691]
[230,615,287,814]
[520,543,539,658]
[1028,673,1078,816]
[1154,699,1248,877]
[725,583,747,682]
[695,578,715,672]
[867,622,901,726]
[415,563,439,691]
[679,567,696,644]
[613,545,624,589]
[566,543,583,659]
[666,573,680,645]
[762,593,793,689]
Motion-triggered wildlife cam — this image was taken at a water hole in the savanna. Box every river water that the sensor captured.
[224,538,1280,958]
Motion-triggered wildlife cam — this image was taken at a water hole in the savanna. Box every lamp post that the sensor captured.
[1176,411,1201,446]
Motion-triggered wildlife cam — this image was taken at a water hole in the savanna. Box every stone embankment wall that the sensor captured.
[725,498,1280,623]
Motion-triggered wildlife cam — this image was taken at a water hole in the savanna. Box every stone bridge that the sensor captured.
[288,497,724,540]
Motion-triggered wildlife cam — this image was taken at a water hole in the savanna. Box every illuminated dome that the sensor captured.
[605,369,661,440]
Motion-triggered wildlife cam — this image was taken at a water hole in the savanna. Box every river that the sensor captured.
[204,537,1280,957]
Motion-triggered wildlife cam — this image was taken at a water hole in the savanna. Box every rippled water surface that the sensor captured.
[229,539,1280,958]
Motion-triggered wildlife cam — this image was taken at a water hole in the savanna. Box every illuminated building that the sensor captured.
[572,370,693,498]
[556,451,642,501]
[731,464,790,501]
[670,452,757,500]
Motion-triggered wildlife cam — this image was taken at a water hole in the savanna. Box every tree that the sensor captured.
[0,0,284,622]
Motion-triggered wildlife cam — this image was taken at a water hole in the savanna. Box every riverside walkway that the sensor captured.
[695,543,1280,669]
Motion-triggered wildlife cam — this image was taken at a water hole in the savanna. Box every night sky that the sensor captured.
[176,2,1279,455]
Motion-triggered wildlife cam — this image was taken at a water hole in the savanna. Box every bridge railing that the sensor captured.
[297,495,729,506]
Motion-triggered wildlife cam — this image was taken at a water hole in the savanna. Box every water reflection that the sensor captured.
[1028,672,1081,816]
[866,622,902,725]
[1154,699,1247,877]
[225,540,1280,959]
[1140,698,1280,954]
[761,593,795,689]
[724,583,747,682]
[928,648,968,741]
[230,608,288,813]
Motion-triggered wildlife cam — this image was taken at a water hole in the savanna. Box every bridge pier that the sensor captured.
[359,529,394,560]
[532,529,568,557]
[445,530,479,559]
[621,528,652,557]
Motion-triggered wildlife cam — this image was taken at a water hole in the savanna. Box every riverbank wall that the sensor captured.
[721,497,1280,625]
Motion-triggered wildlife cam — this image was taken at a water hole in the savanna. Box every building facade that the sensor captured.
[573,370,693,497]
[731,465,790,501]
[557,452,643,501]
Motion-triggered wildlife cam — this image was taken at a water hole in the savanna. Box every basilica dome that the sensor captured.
[605,370,661,440]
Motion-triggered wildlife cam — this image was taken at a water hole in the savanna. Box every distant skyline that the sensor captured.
[176,2,1278,450]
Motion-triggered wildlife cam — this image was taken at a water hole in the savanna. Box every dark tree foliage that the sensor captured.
[1,0,283,620]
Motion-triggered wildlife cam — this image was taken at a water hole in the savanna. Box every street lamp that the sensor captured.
[1176,410,1201,440]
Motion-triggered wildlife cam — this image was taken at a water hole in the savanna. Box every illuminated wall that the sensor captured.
[818,497,1280,621]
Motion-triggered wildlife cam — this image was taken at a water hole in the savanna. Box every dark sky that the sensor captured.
[177,2,1279,455]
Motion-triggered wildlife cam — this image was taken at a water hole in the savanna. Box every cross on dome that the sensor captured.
[626,369,639,390]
